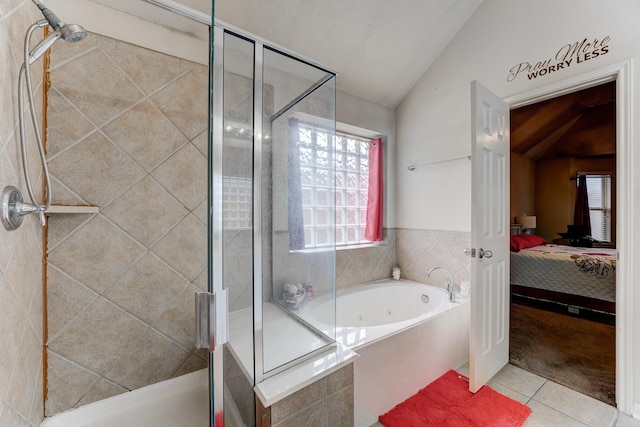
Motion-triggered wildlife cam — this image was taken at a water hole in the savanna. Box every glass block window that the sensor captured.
[298,123,372,248]
[223,175,252,229]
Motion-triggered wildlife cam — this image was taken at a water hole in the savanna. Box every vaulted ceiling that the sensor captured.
[80,0,483,108]
[510,81,616,160]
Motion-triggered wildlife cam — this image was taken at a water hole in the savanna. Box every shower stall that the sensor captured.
[211,25,339,424]
[33,2,341,426]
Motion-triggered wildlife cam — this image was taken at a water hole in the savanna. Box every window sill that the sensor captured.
[336,241,387,251]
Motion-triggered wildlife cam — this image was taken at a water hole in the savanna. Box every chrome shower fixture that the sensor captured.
[32,0,87,41]
[29,0,86,63]
[1,2,86,231]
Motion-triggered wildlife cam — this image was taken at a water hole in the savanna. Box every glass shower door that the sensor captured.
[259,46,337,379]
[208,21,338,427]
[209,26,257,427]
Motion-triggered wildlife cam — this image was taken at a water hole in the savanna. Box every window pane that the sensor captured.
[301,167,313,185]
[347,226,358,243]
[335,153,344,170]
[297,124,377,249]
[300,147,313,165]
[347,172,358,189]
[316,149,328,167]
[316,228,329,246]
[347,140,357,153]
[347,155,357,171]
[347,191,357,207]
[585,175,612,242]
[347,208,357,225]
[317,208,329,225]
[316,169,329,186]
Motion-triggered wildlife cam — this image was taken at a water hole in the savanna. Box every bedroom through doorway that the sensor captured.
[508,80,617,406]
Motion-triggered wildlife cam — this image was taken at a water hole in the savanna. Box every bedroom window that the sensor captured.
[297,123,381,248]
[586,175,612,242]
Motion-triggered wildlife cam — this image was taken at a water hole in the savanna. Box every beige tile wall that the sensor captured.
[336,229,397,288]
[396,228,471,290]
[269,364,354,427]
[45,33,209,415]
[336,228,469,291]
[0,1,46,426]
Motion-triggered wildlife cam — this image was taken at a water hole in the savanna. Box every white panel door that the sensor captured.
[470,81,510,393]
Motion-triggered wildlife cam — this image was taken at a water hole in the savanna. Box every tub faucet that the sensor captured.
[426,267,455,303]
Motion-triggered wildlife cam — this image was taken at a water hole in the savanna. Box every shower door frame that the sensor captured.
[211,20,338,425]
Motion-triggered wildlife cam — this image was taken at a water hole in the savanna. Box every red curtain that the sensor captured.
[364,138,383,241]
[573,174,592,236]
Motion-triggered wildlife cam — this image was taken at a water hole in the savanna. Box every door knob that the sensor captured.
[478,248,493,259]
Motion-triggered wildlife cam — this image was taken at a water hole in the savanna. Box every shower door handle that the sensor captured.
[195,290,228,351]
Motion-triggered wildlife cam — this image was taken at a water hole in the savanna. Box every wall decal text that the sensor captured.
[507,36,610,82]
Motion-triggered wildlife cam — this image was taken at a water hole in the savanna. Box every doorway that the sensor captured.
[508,80,616,405]
[471,61,633,414]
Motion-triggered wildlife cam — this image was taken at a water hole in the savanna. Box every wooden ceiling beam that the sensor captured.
[511,98,584,154]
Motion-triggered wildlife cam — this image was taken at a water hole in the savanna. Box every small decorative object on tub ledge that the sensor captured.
[282,283,306,310]
[304,284,314,299]
[392,266,401,280]
[45,205,100,215]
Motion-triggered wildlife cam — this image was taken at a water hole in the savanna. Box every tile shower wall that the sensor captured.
[44,33,210,415]
[0,1,46,426]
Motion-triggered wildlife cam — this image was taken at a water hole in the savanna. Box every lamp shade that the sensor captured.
[519,215,537,229]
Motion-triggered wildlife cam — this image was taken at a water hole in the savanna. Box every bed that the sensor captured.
[510,241,617,314]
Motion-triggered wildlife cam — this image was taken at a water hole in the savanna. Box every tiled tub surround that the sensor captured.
[45,33,211,415]
[263,363,354,427]
[336,228,470,292]
[0,1,47,426]
[335,229,397,289]
[395,228,471,291]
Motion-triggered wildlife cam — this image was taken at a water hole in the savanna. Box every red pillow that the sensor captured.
[510,234,547,252]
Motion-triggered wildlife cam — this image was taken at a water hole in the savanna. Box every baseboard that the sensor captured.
[632,403,640,421]
[511,293,615,325]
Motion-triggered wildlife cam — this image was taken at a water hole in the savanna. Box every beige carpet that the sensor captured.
[509,302,615,406]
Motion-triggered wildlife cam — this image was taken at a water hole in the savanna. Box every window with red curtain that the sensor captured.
[296,123,383,248]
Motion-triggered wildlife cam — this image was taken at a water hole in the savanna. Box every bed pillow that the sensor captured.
[510,234,547,252]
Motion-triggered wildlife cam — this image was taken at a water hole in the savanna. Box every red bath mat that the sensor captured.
[379,370,531,427]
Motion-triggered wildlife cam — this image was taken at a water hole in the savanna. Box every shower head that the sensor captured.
[27,23,86,64]
[28,30,61,64]
[59,23,87,43]
[31,0,87,41]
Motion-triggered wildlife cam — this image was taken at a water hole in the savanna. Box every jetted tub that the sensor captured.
[303,279,470,426]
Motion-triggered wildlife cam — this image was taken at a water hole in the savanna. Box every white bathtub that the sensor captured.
[39,369,245,427]
[305,279,470,427]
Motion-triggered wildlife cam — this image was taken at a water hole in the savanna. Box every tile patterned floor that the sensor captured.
[370,363,640,427]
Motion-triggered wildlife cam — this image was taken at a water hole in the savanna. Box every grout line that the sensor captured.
[529,377,547,401]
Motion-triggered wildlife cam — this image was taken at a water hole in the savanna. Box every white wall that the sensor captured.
[396,0,639,416]
[337,90,396,228]
[397,0,638,231]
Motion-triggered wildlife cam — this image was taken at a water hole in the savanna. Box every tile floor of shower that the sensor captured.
[371,363,639,427]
